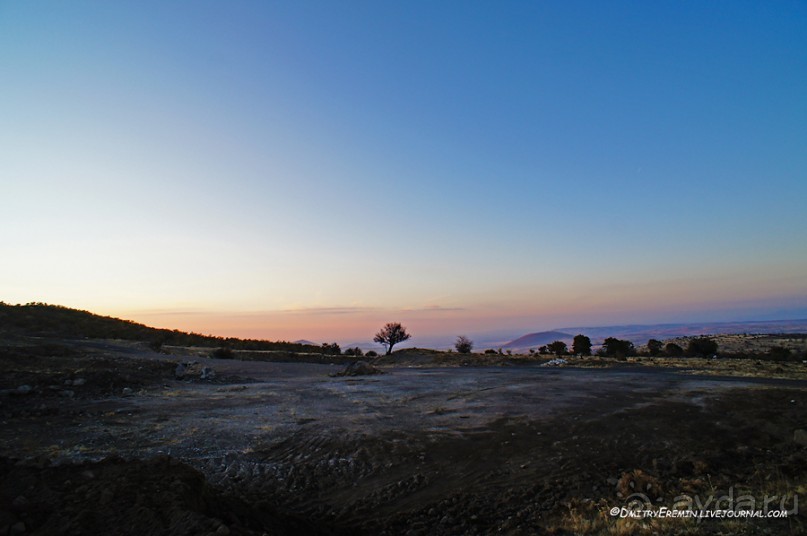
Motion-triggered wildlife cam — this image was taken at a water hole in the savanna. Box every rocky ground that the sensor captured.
[1,339,806,535]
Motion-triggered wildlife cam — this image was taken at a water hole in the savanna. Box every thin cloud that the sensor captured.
[280,306,379,316]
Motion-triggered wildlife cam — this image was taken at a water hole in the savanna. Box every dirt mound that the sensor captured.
[334,361,382,376]
[0,456,328,536]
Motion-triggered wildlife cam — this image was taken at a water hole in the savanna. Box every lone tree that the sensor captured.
[373,322,411,355]
[455,335,473,354]
[572,334,592,356]
[547,340,568,356]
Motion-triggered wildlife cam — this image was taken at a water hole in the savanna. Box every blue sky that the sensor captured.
[2,1,806,342]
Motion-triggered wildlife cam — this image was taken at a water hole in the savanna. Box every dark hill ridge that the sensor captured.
[0,302,320,352]
[502,330,574,349]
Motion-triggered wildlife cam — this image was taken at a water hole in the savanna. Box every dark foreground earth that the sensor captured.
[1,340,806,535]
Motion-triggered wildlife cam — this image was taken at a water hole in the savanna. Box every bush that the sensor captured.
[212,347,233,359]
[321,342,341,355]
[455,335,474,354]
[768,346,792,361]
[484,349,497,354]
[602,337,635,358]
[646,339,663,356]
[685,338,718,357]
[547,340,568,356]
[365,350,378,357]
[344,347,364,357]
[665,343,684,357]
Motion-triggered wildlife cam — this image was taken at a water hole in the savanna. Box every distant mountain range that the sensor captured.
[340,319,807,353]
[499,319,807,350]
[501,331,574,349]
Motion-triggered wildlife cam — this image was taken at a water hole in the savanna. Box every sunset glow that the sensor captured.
[2,2,806,344]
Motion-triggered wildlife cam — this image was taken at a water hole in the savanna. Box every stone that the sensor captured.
[122,387,133,396]
[72,378,86,386]
[200,367,215,380]
[794,429,807,447]
[175,363,187,379]
[59,390,75,398]
[15,385,32,395]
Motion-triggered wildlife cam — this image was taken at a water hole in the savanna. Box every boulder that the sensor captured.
[200,367,215,380]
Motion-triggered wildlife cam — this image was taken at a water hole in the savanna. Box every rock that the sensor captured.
[10,521,26,535]
[541,358,568,367]
[72,378,86,386]
[59,390,75,398]
[216,525,230,535]
[15,385,33,395]
[794,429,807,447]
[122,387,133,396]
[200,367,215,380]
[11,495,29,510]
[175,363,187,379]
[64,379,73,386]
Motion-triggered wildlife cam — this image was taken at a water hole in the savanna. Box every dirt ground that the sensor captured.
[1,340,806,535]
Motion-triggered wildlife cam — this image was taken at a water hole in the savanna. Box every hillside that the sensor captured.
[0,302,321,352]
[502,330,573,349]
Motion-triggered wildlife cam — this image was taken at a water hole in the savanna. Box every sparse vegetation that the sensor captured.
[0,302,321,353]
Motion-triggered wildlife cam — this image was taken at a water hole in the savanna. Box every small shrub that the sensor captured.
[646,339,663,356]
[685,338,718,357]
[665,343,684,357]
[768,346,792,361]
[212,347,233,359]
[365,350,378,357]
[455,335,474,354]
[484,349,497,354]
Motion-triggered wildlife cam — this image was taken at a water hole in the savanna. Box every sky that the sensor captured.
[2,1,806,345]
